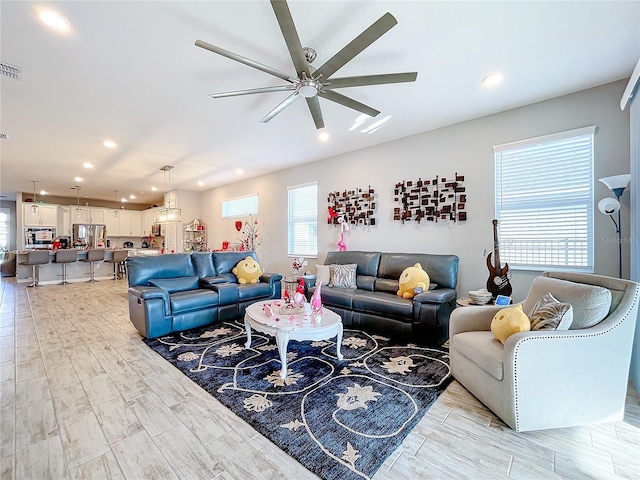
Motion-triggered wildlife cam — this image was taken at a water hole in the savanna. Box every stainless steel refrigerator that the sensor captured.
[72,224,107,248]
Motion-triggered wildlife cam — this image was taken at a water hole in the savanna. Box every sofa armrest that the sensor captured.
[261,272,282,285]
[199,276,229,288]
[449,304,503,337]
[128,286,171,316]
[210,282,240,305]
[413,289,457,304]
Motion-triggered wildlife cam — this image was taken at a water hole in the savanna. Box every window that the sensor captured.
[287,182,318,257]
[0,208,9,250]
[221,193,258,218]
[494,126,595,271]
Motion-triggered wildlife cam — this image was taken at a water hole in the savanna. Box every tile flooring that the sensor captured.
[0,277,639,479]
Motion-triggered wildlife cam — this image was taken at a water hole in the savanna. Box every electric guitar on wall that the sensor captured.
[486,219,512,298]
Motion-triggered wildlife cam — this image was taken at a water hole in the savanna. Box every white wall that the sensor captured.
[200,80,631,300]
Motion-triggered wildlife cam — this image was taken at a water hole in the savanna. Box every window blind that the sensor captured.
[221,194,258,218]
[494,126,595,271]
[287,182,318,257]
[0,209,8,250]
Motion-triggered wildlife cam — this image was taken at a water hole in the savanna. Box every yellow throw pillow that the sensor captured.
[491,304,530,345]
[397,263,430,299]
[232,256,263,284]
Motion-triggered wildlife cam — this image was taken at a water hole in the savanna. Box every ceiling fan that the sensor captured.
[195,0,417,129]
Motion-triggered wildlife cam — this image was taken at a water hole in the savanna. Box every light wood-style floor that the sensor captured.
[1,276,639,480]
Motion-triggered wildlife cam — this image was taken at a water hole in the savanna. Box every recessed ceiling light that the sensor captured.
[129,194,136,199]
[236,169,243,175]
[318,131,330,142]
[37,7,70,33]
[74,176,83,182]
[40,190,47,195]
[151,186,158,191]
[482,72,504,88]
[103,140,117,148]
[197,181,204,186]
[121,198,128,203]
[83,162,93,169]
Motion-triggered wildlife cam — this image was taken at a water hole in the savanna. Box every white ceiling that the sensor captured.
[1,1,639,205]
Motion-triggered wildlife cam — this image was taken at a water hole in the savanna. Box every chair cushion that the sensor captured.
[453,331,504,380]
[528,292,573,331]
[329,264,357,288]
[170,290,218,313]
[523,276,611,330]
[149,276,199,293]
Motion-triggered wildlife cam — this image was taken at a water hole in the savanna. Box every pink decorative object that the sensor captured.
[293,278,306,306]
[262,303,274,318]
[337,216,349,251]
[311,282,322,315]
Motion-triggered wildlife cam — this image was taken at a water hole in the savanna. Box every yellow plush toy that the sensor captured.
[491,304,530,345]
[397,263,430,299]
[232,256,263,284]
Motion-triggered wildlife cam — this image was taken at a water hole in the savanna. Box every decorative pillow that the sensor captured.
[149,276,199,293]
[316,264,330,286]
[232,256,263,284]
[528,292,573,331]
[328,264,357,289]
[397,263,430,299]
[491,304,530,345]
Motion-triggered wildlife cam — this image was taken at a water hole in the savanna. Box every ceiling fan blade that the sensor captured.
[305,96,325,129]
[195,39,295,82]
[324,72,417,89]
[320,90,380,118]
[313,12,397,80]
[270,0,310,77]
[260,91,302,123]
[210,85,295,99]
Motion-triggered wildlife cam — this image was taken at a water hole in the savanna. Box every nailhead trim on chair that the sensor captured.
[511,287,639,431]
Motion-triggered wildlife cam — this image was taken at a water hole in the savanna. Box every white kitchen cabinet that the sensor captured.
[23,204,58,226]
[59,207,70,236]
[142,209,157,236]
[130,211,142,236]
[68,206,106,224]
[104,209,120,236]
[116,211,142,236]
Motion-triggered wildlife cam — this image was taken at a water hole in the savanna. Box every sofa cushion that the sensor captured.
[523,276,611,330]
[213,251,258,275]
[352,291,414,322]
[374,278,399,294]
[311,286,360,309]
[324,251,381,277]
[528,292,574,331]
[238,282,272,301]
[170,289,218,314]
[453,331,504,380]
[191,252,216,278]
[329,264,357,288]
[149,276,199,293]
[316,264,330,286]
[127,253,196,287]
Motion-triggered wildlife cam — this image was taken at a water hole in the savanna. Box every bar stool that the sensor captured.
[19,250,51,287]
[54,250,78,285]
[81,249,105,283]
[104,250,129,279]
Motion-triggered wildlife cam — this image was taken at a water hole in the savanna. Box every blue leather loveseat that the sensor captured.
[127,251,282,339]
[306,251,459,345]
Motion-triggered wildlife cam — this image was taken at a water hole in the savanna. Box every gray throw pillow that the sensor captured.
[329,264,357,289]
[528,292,573,331]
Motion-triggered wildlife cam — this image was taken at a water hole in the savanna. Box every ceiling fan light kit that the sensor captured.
[195,0,417,130]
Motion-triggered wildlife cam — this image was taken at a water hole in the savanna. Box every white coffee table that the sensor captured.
[244,300,344,379]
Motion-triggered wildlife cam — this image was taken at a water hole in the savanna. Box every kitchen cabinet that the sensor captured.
[23,204,58,227]
[104,209,120,236]
[117,211,142,236]
[69,206,106,224]
[142,208,157,236]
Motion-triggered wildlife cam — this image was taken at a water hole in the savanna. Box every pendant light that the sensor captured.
[113,190,119,219]
[30,180,38,214]
[153,165,181,223]
[73,185,82,218]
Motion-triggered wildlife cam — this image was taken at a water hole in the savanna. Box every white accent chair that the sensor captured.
[449,271,639,432]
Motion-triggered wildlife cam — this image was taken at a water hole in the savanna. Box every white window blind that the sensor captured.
[494,126,595,271]
[221,194,258,218]
[0,209,9,250]
[287,182,318,257]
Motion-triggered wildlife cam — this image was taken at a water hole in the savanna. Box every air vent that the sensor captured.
[0,134,7,140]
[0,62,21,80]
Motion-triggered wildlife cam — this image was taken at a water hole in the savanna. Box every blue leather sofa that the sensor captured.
[127,251,282,339]
[306,251,459,345]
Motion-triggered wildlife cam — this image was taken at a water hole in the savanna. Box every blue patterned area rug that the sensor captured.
[144,320,452,480]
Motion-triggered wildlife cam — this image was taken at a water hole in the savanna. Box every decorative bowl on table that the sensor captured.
[468,290,493,305]
[278,304,304,315]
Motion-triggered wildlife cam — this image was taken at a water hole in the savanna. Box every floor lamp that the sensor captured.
[598,174,631,278]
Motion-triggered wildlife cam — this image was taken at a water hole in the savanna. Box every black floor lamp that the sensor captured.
[598,174,631,278]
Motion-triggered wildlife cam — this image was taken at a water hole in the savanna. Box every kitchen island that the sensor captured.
[15,248,160,285]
